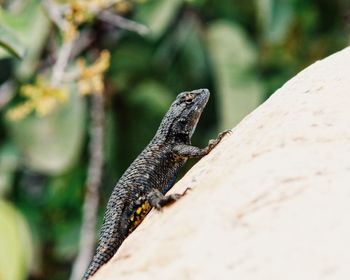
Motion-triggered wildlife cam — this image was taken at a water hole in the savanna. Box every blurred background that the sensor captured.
[0,0,349,279]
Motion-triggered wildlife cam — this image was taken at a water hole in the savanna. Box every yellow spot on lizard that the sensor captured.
[128,200,152,233]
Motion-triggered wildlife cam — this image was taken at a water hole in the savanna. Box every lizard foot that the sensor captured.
[207,129,232,151]
[148,188,191,210]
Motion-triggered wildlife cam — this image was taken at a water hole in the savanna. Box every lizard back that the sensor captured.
[83,89,210,279]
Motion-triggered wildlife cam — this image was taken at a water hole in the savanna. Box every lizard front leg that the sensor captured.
[172,130,231,158]
[149,130,230,210]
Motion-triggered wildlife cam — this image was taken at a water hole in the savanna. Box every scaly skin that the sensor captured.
[83,89,229,279]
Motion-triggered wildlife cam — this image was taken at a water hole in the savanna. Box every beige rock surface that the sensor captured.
[92,47,350,280]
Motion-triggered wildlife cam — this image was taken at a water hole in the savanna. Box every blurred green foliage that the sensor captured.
[0,200,33,280]
[0,0,348,279]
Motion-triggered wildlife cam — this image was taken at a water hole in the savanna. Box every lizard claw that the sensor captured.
[218,129,232,139]
[182,187,192,195]
[207,129,231,151]
[154,202,162,211]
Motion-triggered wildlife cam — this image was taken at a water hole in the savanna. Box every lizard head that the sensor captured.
[157,88,210,143]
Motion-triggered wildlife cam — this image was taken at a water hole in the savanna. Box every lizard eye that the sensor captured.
[184,94,194,104]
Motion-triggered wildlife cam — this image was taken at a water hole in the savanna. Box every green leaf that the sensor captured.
[0,1,50,79]
[207,20,263,129]
[153,14,207,85]
[0,200,34,280]
[127,80,173,115]
[7,91,86,175]
[176,17,207,85]
[135,0,183,39]
[104,108,121,181]
[0,143,19,197]
[53,220,81,260]
[109,41,153,91]
[184,0,206,7]
[0,23,26,59]
[256,0,294,44]
[45,169,84,259]
[121,80,173,166]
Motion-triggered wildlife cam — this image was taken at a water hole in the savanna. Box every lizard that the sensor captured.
[82,88,229,279]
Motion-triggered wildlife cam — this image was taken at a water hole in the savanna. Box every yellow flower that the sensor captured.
[68,1,89,24]
[6,77,68,121]
[62,0,136,41]
[62,0,89,42]
[77,50,110,95]
[93,0,110,10]
[6,102,34,122]
[114,1,133,13]
[63,21,79,42]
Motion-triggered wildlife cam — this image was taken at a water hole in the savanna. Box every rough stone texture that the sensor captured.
[92,47,350,280]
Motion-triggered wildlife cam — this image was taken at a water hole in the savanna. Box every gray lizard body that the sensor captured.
[83,89,228,279]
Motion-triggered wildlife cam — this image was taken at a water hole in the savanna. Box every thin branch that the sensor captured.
[0,81,14,109]
[43,0,75,87]
[50,40,75,87]
[42,0,67,30]
[70,30,94,59]
[70,93,105,280]
[61,32,94,83]
[99,10,150,36]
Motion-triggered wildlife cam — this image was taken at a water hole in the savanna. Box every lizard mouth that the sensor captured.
[194,88,210,112]
[189,88,210,113]
[188,89,210,137]
[191,88,210,104]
